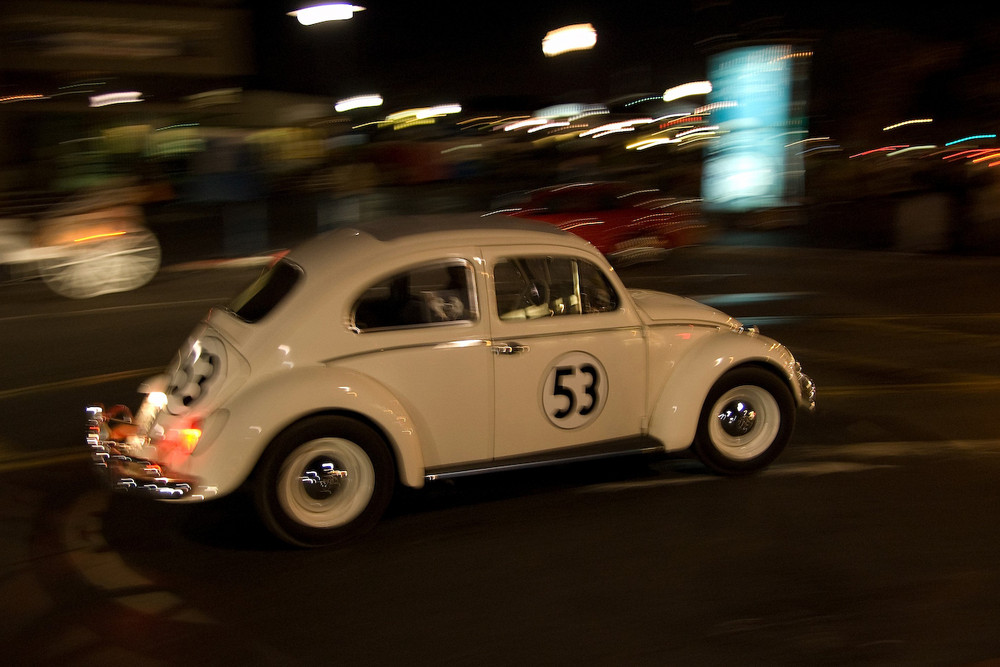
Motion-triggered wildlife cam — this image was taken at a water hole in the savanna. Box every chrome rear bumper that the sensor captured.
[87,404,198,498]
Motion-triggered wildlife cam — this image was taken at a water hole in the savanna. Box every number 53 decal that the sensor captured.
[542,352,608,429]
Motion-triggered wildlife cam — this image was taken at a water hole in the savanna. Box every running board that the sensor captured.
[424,437,664,482]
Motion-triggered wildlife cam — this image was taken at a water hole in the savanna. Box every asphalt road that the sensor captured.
[2,243,999,665]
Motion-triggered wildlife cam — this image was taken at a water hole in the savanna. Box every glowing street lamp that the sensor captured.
[288,3,365,26]
[542,23,597,57]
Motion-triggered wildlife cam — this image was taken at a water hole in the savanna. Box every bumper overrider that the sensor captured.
[87,403,202,499]
[794,362,817,412]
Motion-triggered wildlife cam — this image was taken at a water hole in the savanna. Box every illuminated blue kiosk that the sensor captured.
[702,44,810,221]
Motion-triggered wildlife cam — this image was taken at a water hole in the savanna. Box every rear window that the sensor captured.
[227,259,302,323]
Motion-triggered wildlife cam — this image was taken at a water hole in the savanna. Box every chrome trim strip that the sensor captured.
[425,438,663,481]
[320,337,492,364]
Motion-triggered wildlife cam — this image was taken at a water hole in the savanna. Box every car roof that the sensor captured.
[354,213,570,242]
[286,213,595,270]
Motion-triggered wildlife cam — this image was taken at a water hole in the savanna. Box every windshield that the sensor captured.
[226,259,302,323]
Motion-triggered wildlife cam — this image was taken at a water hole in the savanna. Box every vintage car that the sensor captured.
[88,215,814,547]
[486,181,705,264]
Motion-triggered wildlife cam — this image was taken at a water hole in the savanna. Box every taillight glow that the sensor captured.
[179,428,202,453]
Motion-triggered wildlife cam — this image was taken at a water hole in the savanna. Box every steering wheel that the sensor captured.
[519,280,550,308]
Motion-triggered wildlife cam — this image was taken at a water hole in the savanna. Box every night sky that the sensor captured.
[248,1,999,110]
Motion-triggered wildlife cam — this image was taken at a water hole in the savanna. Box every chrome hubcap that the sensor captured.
[707,385,780,461]
[299,457,349,500]
[278,438,375,529]
[717,400,758,437]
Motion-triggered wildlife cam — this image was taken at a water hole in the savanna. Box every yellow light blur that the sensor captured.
[73,231,127,243]
[179,428,201,453]
[542,23,597,57]
[626,138,679,151]
[883,118,934,131]
[381,104,462,130]
[289,4,365,26]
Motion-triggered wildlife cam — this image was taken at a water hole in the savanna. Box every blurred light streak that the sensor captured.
[626,138,679,150]
[335,94,383,112]
[440,144,482,154]
[504,118,548,131]
[662,81,712,102]
[156,123,200,132]
[458,116,500,126]
[626,96,665,106]
[538,103,599,119]
[289,3,365,25]
[185,88,242,108]
[786,136,831,147]
[659,114,705,129]
[0,94,47,104]
[676,126,719,139]
[579,118,652,138]
[798,145,842,156]
[542,23,597,56]
[694,101,737,114]
[849,146,908,158]
[571,110,609,123]
[73,231,127,243]
[970,151,1000,163]
[382,104,462,129]
[946,134,997,146]
[528,121,570,133]
[883,118,934,131]
[89,92,142,107]
[941,149,994,160]
[887,145,936,156]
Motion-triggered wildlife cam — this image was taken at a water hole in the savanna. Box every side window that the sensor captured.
[494,256,618,320]
[352,260,476,331]
[578,259,618,313]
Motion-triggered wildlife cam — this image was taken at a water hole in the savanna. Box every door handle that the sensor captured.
[494,341,529,355]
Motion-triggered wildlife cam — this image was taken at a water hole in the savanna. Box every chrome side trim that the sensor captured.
[424,437,663,481]
[321,337,491,364]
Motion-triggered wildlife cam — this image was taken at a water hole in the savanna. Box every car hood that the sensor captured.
[628,289,740,328]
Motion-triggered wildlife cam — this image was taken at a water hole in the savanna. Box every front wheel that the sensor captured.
[253,416,395,547]
[692,368,794,475]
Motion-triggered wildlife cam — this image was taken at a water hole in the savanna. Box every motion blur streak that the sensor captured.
[542,23,597,56]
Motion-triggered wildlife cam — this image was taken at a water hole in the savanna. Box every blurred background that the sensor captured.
[2,0,999,263]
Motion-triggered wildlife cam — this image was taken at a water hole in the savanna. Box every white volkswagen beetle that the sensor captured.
[88,215,815,546]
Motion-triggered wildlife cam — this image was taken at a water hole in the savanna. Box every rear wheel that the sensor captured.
[693,368,794,474]
[253,416,395,547]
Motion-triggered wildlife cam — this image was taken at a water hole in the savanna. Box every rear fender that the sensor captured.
[186,365,426,496]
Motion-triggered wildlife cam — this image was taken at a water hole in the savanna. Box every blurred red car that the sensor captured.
[487,181,705,264]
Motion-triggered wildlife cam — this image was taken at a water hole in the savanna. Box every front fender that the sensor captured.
[648,330,798,452]
[185,364,426,497]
